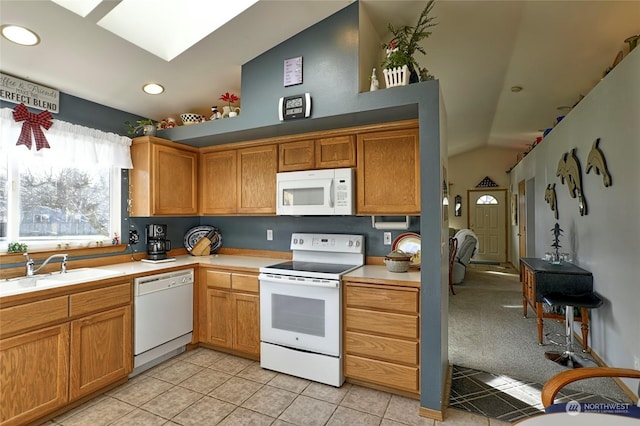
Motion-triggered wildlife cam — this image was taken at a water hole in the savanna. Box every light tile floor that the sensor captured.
[44,348,512,426]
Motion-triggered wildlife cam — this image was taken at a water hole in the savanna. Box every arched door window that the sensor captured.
[476,195,498,205]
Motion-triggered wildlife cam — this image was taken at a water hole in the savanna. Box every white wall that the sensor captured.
[509,48,640,393]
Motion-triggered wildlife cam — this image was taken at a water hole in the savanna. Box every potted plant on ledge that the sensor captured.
[381,0,437,88]
[125,119,158,137]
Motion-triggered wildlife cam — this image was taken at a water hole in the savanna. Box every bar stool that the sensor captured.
[542,292,603,368]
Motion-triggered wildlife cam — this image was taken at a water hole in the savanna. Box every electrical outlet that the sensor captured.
[634,356,640,370]
[383,232,392,245]
[128,229,139,245]
[267,229,273,241]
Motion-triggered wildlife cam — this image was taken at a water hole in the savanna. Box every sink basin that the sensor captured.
[36,268,123,285]
[1,268,125,297]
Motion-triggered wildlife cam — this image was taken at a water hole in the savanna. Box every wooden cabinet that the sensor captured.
[0,280,132,425]
[343,281,420,396]
[200,269,260,358]
[520,258,594,351]
[130,136,199,216]
[356,128,420,215]
[0,324,69,426]
[278,135,356,172]
[69,283,132,399]
[237,145,277,214]
[200,150,237,215]
[200,144,277,215]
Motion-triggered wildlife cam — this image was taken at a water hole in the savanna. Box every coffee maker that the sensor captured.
[145,224,171,261]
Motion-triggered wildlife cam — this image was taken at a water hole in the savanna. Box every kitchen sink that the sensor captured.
[1,268,125,296]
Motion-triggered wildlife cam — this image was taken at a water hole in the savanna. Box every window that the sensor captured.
[1,108,132,250]
[476,195,498,205]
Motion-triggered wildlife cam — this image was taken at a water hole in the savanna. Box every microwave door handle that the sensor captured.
[329,180,335,207]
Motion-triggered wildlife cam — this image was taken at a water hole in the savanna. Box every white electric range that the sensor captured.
[259,233,364,387]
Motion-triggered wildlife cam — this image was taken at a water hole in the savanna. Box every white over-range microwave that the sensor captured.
[276,168,354,216]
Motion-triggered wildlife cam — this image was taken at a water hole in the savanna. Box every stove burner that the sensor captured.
[263,261,359,275]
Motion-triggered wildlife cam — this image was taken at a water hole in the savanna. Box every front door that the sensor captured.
[468,189,507,263]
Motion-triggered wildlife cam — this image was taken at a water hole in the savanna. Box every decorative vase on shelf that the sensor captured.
[383,65,409,88]
[142,124,156,136]
[222,105,241,118]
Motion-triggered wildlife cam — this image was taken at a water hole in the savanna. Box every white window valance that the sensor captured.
[0,107,133,169]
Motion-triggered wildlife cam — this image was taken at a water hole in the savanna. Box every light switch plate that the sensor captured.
[383,232,392,245]
[267,229,273,241]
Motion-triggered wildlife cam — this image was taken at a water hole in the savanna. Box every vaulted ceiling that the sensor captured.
[1,1,639,156]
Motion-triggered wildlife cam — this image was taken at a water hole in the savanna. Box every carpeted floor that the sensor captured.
[448,263,632,421]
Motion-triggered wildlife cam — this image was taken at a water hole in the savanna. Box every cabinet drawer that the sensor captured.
[0,296,69,337]
[231,273,258,293]
[206,270,231,289]
[345,331,418,365]
[70,283,131,317]
[344,354,418,393]
[345,308,418,339]
[345,286,418,314]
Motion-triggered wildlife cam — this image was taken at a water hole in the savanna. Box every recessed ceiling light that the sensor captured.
[143,83,164,95]
[556,105,572,112]
[511,86,523,93]
[1,25,40,46]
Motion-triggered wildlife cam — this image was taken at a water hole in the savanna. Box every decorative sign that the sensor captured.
[283,56,303,87]
[0,73,59,113]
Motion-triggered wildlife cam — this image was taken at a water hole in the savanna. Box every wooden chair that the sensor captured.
[542,367,640,417]
[448,237,458,295]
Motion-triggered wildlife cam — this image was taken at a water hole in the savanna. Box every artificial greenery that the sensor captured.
[7,242,28,253]
[124,119,158,136]
[381,0,437,79]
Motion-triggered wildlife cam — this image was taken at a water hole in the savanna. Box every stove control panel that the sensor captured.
[290,233,363,254]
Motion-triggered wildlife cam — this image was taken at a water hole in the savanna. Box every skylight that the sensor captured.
[51,0,103,18]
[97,0,259,61]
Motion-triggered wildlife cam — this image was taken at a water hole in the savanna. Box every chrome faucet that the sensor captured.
[24,253,68,276]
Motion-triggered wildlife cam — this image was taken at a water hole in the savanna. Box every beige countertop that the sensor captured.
[0,254,285,299]
[344,265,421,287]
[1,255,421,299]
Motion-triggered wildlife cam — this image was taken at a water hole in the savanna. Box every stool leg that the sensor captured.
[545,305,597,369]
[565,304,574,351]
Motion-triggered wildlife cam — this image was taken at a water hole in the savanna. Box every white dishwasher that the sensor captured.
[132,268,194,376]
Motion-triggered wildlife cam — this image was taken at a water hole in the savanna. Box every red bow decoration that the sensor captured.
[12,103,53,151]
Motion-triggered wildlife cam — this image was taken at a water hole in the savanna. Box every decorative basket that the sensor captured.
[384,250,412,272]
[383,65,409,88]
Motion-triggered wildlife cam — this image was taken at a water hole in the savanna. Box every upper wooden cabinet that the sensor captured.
[356,128,420,215]
[316,135,356,169]
[237,144,278,214]
[200,144,277,215]
[278,135,355,172]
[200,150,237,215]
[130,136,199,216]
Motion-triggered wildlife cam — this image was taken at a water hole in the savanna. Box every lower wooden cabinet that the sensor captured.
[0,280,132,425]
[0,324,69,426]
[201,269,260,358]
[69,305,132,400]
[343,281,420,396]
